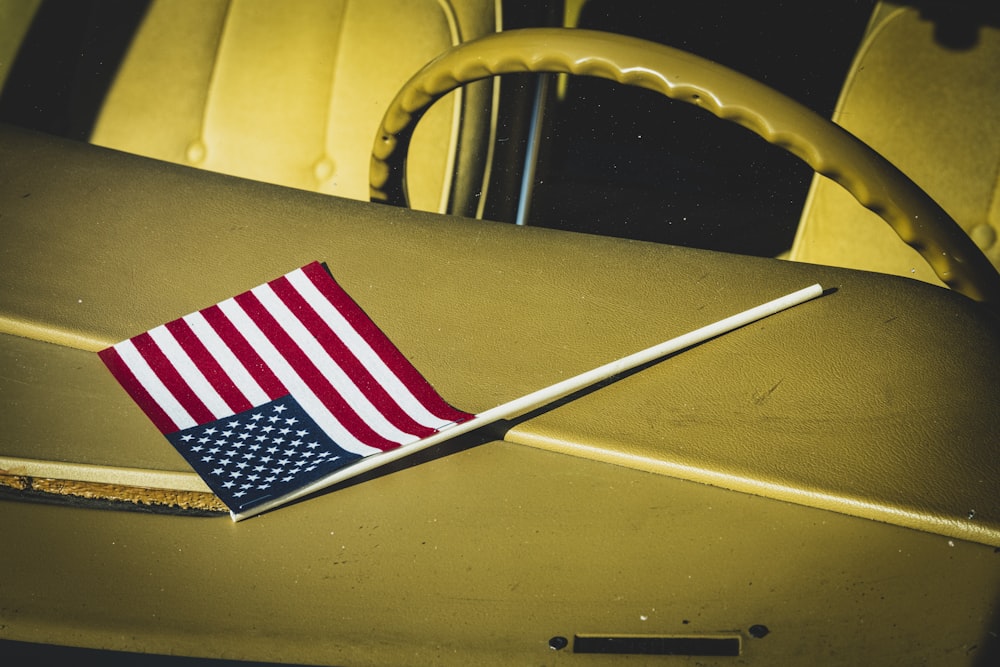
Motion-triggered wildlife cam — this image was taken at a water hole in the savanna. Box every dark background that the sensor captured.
[523,0,878,257]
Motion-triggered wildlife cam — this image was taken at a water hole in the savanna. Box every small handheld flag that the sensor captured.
[100,261,823,521]
[98,261,473,517]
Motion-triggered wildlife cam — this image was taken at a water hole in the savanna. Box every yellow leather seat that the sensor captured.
[74,0,500,216]
[789,1,1000,285]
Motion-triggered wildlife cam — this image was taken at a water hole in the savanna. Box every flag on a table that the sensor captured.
[98,261,472,514]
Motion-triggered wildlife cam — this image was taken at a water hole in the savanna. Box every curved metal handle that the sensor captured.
[370,28,1000,307]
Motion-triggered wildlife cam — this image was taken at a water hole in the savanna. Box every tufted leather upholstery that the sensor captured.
[86,0,499,215]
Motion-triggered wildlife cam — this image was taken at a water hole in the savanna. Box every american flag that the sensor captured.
[99,261,472,514]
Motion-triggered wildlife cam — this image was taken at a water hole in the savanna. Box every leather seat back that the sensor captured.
[789,1,1000,285]
[84,0,499,215]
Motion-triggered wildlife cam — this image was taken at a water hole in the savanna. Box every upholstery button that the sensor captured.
[313,156,336,183]
[185,140,207,165]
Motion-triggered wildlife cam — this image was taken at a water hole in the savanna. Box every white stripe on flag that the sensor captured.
[114,339,196,430]
[252,283,418,443]
[286,269,454,430]
[183,311,271,407]
[215,297,384,457]
[146,324,232,420]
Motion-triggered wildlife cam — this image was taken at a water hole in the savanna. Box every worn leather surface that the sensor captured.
[2,124,998,548]
[4,443,999,665]
[3,124,1000,665]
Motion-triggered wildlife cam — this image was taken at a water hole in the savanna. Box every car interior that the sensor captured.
[1,0,998,664]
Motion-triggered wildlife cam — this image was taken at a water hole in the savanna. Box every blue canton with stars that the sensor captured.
[166,395,363,513]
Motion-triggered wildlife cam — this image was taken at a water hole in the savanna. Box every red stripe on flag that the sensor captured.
[131,332,216,426]
[300,262,472,424]
[98,346,181,434]
[200,304,287,402]
[164,318,253,414]
[269,275,436,438]
[233,290,401,451]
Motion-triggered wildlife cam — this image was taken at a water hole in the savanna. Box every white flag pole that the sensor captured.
[232,283,824,521]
